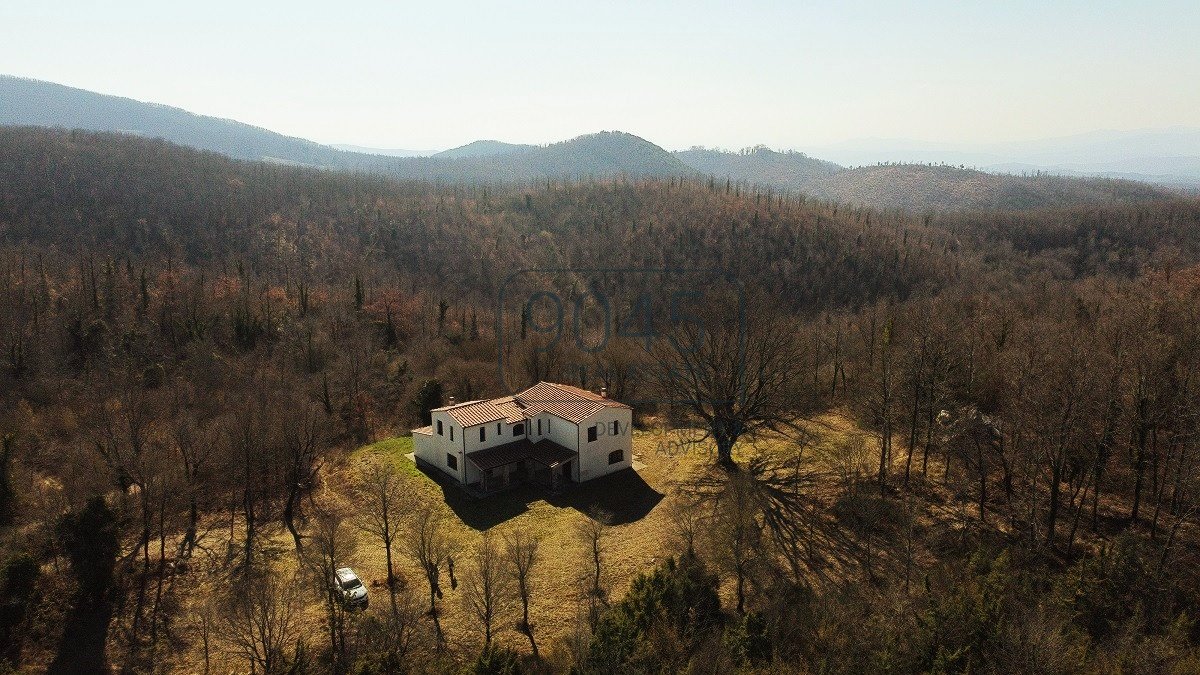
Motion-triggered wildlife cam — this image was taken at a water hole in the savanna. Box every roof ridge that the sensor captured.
[432,399,486,411]
[545,381,625,404]
[543,381,601,398]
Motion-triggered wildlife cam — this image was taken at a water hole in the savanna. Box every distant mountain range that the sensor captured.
[809,129,1200,186]
[0,75,355,167]
[330,144,429,157]
[0,75,1189,211]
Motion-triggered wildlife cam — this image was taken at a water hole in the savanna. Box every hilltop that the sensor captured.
[433,139,536,158]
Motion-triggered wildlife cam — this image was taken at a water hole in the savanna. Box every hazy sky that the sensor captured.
[3,1,1198,151]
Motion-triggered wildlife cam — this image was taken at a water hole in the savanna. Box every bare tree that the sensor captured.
[352,453,408,610]
[647,294,813,469]
[216,570,303,674]
[666,494,702,557]
[349,590,424,671]
[223,395,272,570]
[703,472,765,615]
[168,387,214,561]
[504,528,542,658]
[576,509,611,627]
[304,505,357,669]
[281,401,325,556]
[405,502,455,647]
[463,530,512,646]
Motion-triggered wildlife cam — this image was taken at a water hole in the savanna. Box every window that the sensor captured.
[514,423,525,435]
[497,423,501,436]
[608,449,624,465]
[446,453,458,470]
[611,420,619,436]
[479,427,486,442]
[537,419,542,435]
[587,425,597,442]
[450,426,454,441]
[437,420,443,435]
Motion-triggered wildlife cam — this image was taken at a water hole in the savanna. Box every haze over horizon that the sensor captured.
[4,0,1198,154]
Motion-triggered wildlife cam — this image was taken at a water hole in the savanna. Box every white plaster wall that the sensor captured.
[575,408,633,482]
[427,410,465,481]
[461,419,526,454]
[545,413,581,452]
[412,431,433,465]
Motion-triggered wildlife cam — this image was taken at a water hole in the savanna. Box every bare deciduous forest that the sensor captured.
[3,127,1200,673]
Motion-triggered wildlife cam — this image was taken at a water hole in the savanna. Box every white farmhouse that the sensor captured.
[412,381,633,495]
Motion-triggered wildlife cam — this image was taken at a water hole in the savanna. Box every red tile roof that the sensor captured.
[515,381,630,423]
[434,382,629,427]
[433,399,511,427]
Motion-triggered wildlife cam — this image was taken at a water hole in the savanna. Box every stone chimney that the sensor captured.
[448,395,456,406]
[600,385,608,399]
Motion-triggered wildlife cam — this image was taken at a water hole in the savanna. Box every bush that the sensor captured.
[465,644,523,675]
[724,611,771,665]
[586,553,723,673]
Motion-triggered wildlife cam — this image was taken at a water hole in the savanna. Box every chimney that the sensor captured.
[600,385,608,399]
[448,395,456,406]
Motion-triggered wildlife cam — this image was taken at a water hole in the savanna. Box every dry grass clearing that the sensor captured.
[335,429,696,661]
[147,411,1030,672]
[156,423,753,672]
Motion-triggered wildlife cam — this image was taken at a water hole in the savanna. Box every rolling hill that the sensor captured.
[434,140,535,158]
[802,164,1174,211]
[0,75,354,166]
[670,146,1174,211]
[351,131,692,183]
[674,146,842,186]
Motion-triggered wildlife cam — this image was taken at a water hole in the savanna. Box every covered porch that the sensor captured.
[466,439,577,496]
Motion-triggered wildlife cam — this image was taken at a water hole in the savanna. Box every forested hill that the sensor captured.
[805,163,1175,211]
[373,131,692,183]
[433,140,536,158]
[6,125,1200,675]
[0,77,689,183]
[0,75,352,166]
[0,127,953,310]
[675,146,843,186]
[675,147,1176,211]
[3,127,1198,309]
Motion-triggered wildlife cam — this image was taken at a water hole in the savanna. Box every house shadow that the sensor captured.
[416,462,663,530]
[546,468,664,525]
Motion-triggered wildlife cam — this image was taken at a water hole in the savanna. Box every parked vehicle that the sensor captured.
[333,567,369,609]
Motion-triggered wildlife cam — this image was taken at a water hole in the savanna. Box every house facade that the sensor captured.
[412,381,633,494]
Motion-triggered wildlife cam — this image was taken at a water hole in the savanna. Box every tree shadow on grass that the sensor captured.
[676,451,897,587]
[47,596,112,675]
[416,461,663,530]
